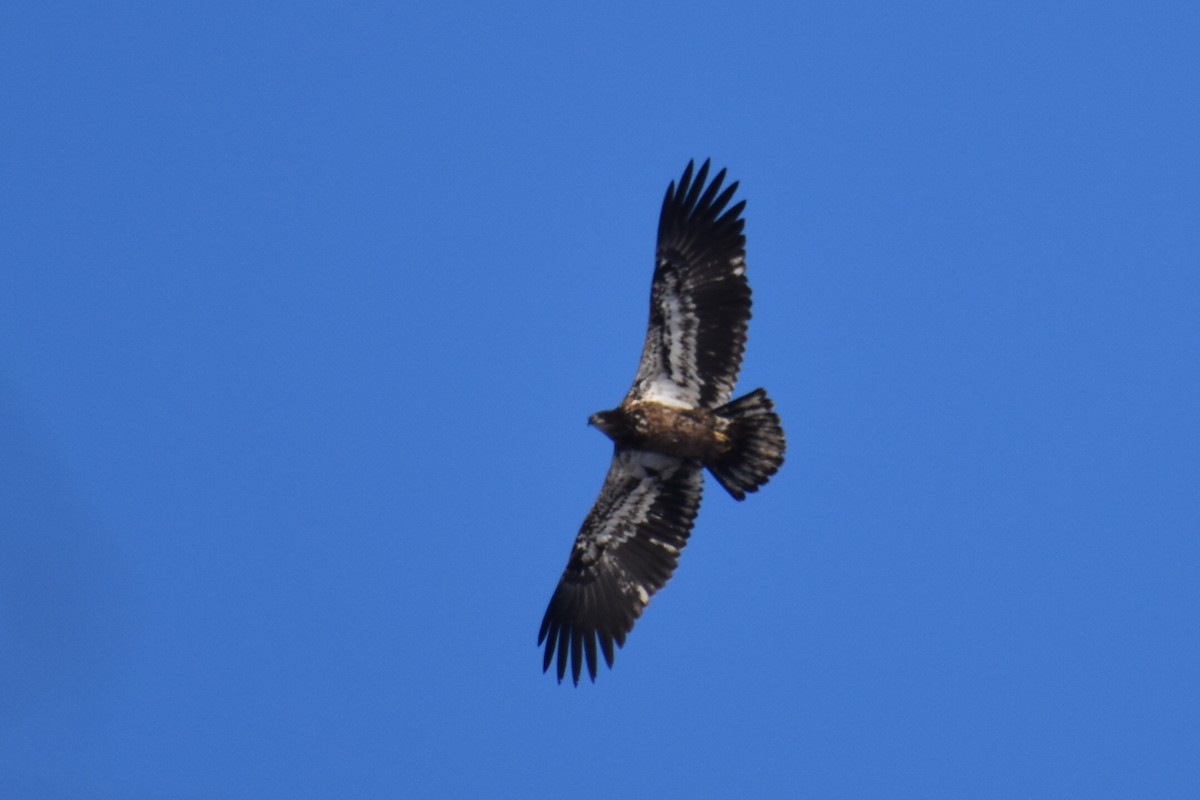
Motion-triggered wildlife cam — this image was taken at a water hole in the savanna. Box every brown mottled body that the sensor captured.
[589,401,732,462]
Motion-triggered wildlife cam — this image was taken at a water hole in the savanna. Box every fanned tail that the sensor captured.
[707,388,786,500]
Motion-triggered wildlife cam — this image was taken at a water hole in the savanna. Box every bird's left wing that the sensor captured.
[627,160,751,410]
[538,448,704,684]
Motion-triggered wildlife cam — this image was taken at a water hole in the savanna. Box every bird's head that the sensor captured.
[588,408,625,441]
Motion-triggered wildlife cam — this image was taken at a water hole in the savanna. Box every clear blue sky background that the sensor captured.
[2,2,1197,797]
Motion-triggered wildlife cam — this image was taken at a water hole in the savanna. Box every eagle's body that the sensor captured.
[539,161,786,684]
[589,402,732,463]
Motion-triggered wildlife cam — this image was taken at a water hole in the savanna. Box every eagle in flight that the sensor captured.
[538,160,786,684]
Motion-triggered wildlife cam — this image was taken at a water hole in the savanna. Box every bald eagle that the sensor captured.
[538,160,786,684]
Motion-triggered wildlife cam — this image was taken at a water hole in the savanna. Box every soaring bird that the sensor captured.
[538,160,786,684]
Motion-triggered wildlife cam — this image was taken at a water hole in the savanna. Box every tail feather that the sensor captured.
[707,388,786,501]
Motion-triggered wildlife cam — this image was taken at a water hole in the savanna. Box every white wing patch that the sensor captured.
[631,265,703,408]
[575,449,687,565]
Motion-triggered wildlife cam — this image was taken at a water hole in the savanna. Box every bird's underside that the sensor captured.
[590,401,733,462]
[538,160,786,685]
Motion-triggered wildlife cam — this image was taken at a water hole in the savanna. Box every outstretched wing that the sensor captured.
[538,449,704,685]
[627,160,751,410]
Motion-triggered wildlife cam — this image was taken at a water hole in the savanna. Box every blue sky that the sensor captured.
[2,2,1197,797]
